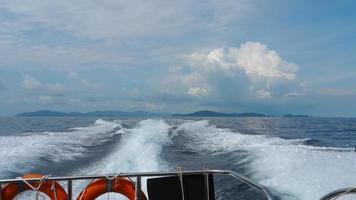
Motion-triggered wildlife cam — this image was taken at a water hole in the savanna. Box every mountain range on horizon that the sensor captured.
[15,110,163,117]
[15,110,311,118]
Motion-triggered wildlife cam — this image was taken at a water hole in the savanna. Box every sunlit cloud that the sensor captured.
[187,87,208,97]
[182,41,299,98]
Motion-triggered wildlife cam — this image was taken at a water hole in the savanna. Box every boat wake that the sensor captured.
[79,119,172,174]
[0,119,121,177]
[176,120,356,200]
[2,118,356,200]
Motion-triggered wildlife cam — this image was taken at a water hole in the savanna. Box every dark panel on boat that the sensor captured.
[147,174,215,200]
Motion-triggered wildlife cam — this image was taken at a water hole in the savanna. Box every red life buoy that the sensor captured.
[1,173,68,200]
[77,178,146,200]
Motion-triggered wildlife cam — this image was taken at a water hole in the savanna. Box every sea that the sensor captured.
[0,117,356,200]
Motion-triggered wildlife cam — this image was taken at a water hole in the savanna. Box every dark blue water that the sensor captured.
[0,117,355,200]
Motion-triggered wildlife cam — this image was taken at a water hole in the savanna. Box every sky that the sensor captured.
[0,0,355,117]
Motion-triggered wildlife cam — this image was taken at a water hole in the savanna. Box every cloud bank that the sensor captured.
[181,41,299,98]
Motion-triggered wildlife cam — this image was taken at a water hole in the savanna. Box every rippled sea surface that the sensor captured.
[1,117,355,200]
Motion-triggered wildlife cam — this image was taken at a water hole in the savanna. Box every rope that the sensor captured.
[127,177,135,183]
[77,179,96,200]
[104,176,113,200]
[17,175,50,200]
[78,174,121,200]
[104,173,121,200]
[51,181,57,200]
[176,167,185,200]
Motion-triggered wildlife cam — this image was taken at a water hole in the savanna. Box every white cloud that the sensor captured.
[68,72,89,86]
[144,102,165,111]
[185,42,297,80]
[160,72,207,95]
[186,48,233,73]
[0,0,251,40]
[231,42,297,80]
[22,75,42,90]
[187,87,208,96]
[47,83,67,95]
[68,72,103,92]
[38,95,53,104]
[256,90,271,98]
[0,0,260,76]
[183,41,299,97]
[22,75,67,95]
[0,0,256,71]
[285,92,305,97]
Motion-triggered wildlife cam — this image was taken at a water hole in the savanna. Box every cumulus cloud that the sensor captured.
[185,42,297,80]
[186,48,233,73]
[22,75,42,90]
[68,72,103,91]
[231,42,297,80]
[256,90,271,98]
[38,95,53,104]
[68,72,89,86]
[144,102,165,111]
[22,75,67,96]
[159,72,208,95]
[46,83,67,95]
[183,41,299,97]
[187,87,208,96]
[285,92,305,97]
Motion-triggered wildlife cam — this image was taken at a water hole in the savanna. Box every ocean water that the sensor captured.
[0,117,356,200]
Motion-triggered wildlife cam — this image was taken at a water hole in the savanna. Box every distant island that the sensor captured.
[172,110,269,117]
[16,110,163,117]
[283,114,310,118]
[172,110,312,117]
[16,110,311,118]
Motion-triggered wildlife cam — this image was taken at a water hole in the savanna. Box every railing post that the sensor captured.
[135,176,142,200]
[67,180,72,200]
[204,172,210,200]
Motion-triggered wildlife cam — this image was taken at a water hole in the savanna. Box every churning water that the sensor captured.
[0,117,355,200]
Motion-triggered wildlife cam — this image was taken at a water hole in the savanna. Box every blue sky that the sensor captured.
[0,0,355,116]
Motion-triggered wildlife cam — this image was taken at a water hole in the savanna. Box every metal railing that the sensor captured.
[0,169,274,200]
[320,187,356,200]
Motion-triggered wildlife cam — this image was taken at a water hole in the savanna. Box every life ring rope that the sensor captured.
[1,173,147,200]
[1,173,68,200]
[16,174,51,200]
[16,174,49,191]
[103,175,120,200]
[76,177,147,200]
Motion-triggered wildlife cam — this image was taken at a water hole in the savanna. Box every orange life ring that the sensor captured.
[1,173,68,200]
[77,178,147,200]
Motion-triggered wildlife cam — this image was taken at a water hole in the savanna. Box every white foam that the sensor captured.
[176,120,356,200]
[83,119,172,173]
[3,119,173,200]
[75,119,172,199]
[0,119,121,177]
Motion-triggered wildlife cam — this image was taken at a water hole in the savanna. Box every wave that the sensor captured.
[80,119,172,174]
[176,120,356,200]
[3,119,172,200]
[0,119,121,177]
[75,119,172,198]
